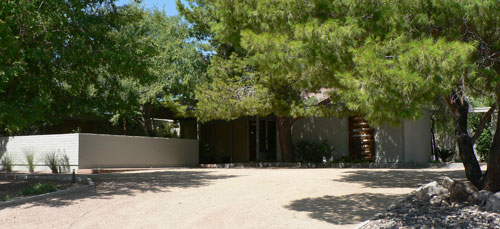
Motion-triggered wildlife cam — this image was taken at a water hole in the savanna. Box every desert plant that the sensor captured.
[436,148,456,162]
[295,140,335,163]
[1,154,14,172]
[44,153,59,173]
[20,182,57,196]
[24,151,36,173]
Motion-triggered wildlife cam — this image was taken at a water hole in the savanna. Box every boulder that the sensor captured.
[478,190,493,207]
[484,192,500,212]
[441,177,454,190]
[416,181,449,201]
[449,181,479,203]
[429,195,443,206]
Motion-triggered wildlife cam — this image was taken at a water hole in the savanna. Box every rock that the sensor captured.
[430,195,443,206]
[478,190,493,207]
[450,181,479,203]
[416,181,449,201]
[442,177,455,190]
[484,192,500,212]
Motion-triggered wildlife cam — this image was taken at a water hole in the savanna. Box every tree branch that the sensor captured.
[472,103,497,144]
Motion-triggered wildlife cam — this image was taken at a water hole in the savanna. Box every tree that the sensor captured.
[328,0,500,192]
[179,0,361,162]
[107,5,208,136]
[0,0,145,133]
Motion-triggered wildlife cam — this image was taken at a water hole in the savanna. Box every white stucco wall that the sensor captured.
[291,117,349,158]
[288,114,432,163]
[0,134,79,172]
[403,113,432,162]
[374,125,403,163]
[78,134,199,168]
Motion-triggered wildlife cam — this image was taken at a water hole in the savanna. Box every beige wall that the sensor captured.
[290,114,432,163]
[0,134,79,172]
[374,125,403,163]
[403,113,432,162]
[78,134,198,168]
[291,117,349,159]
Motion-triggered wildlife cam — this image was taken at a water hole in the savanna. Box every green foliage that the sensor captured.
[0,0,139,132]
[0,154,13,172]
[1,194,13,201]
[156,122,180,138]
[108,5,208,135]
[476,126,493,162]
[436,148,456,162]
[20,182,57,196]
[44,153,59,174]
[295,140,335,163]
[24,151,36,173]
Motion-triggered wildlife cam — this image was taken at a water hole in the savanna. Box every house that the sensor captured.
[179,113,432,164]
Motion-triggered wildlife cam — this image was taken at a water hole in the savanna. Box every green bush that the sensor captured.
[44,153,59,173]
[436,148,455,162]
[476,126,492,162]
[20,182,57,196]
[1,154,14,172]
[295,140,335,163]
[24,151,36,173]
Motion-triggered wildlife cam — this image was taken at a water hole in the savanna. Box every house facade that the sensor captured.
[180,113,432,164]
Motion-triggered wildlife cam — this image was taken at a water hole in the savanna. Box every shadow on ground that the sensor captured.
[286,193,404,225]
[15,170,238,208]
[333,169,466,189]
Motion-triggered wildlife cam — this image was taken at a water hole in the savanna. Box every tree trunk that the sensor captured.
[430,116,438,161]
[123,118,128,135]
[482,99,500,192]
[276,116,295,162]
[140,103,154,136]
[446,95,483,188]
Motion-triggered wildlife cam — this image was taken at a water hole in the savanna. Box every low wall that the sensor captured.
[0,134,79,172]
[78,134,199,168]
[0,133,199,172]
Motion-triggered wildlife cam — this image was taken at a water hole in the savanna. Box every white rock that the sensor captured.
[430,195,443,206]
[485,192,500,212]
[416,181,449,201]
[442,177,455,190]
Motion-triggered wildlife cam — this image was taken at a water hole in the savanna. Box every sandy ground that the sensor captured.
[0,168,467,228]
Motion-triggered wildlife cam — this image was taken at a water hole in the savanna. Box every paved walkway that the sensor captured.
[0,168,466,228]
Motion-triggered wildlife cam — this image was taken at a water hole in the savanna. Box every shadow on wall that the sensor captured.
[10,170,239,209]
[374,125,402,163]
[285,193,404,225]
[293,117,348,157]
[0,137,8,159]
[333,169,465,189]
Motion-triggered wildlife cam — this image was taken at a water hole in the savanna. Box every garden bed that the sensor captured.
[0,177,85,202]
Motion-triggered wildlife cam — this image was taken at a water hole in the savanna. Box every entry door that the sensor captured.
[349,116,375,161]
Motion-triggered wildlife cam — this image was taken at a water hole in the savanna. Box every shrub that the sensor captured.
[24,151,36,173]
[436,148,455,162]
[476,126,492,162]
[44,153,59,173]
[1,154,14,172]
[295,140,335,163]
[20,182,57,196]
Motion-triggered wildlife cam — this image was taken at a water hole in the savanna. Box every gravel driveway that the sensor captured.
[0,168,466,228]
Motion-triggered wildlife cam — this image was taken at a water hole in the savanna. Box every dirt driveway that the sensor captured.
[0,168,466,228]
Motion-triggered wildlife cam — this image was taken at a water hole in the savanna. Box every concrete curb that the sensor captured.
[199,162,479,169]
[0,176,95,208]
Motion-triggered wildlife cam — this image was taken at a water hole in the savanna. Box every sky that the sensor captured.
[116,0,186,16]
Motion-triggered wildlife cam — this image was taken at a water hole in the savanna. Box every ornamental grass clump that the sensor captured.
[24,151,36,173]
[44,153,59,174]
[1,154,14,172]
